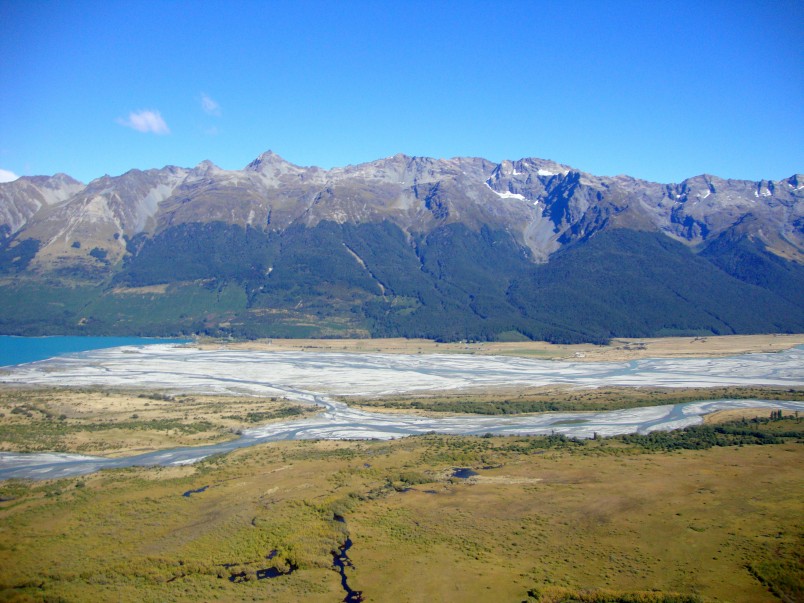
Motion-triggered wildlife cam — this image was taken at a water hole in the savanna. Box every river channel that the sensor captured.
[0,344,802,480]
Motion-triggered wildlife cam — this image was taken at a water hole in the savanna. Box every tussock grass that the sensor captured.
[348,385,804,415]
[0,387,314,456]
[0,420,800,601]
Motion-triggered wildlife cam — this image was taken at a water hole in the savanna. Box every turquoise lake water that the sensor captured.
[0,336,190,367]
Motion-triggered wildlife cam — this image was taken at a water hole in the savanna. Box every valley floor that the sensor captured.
[0,338,801,601]
[1,385,801,457]
[0,427,800,602]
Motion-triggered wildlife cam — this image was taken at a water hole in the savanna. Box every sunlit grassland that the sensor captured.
[195,333,804,362]
[0,388,312,456]
[0,419,800,602]
[346,385,804,415]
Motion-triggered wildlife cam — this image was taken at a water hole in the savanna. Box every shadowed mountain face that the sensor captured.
[0,152,802,342]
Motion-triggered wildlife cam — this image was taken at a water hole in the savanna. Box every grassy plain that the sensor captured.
[0,419,801,602]
[346,385,804,415]
[0,388,312,456]
[195,333,804,362]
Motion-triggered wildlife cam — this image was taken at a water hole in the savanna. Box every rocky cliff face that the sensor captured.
[15,167,190,272]
[0,174,84,237]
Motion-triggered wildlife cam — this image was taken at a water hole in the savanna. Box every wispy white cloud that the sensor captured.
[116,109,170,134]
[0,168,19,183]
[200,93,221,116]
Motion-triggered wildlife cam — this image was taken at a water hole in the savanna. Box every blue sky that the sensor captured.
[1,0,802,184]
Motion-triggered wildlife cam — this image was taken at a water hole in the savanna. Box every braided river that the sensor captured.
[0,343,802,480]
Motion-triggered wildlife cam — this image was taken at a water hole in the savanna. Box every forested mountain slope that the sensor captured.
[1,152,801,341]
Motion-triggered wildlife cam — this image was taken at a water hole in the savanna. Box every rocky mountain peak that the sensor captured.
[243,151,310,187]
[12,173,84,191]
[244,150,297,171]
[43,173,84,187]
[517,157,574,177]
[192,160,222,175]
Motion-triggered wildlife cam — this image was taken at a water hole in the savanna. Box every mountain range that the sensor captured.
[1,152,802,342]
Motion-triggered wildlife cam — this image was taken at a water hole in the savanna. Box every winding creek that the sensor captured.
[333,515,363,602]
[0,344,802,480]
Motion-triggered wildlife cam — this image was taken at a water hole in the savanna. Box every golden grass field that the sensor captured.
[0,427,801,603]
[0,388,313,457]
[195,333,804,362]
[346,384,804,416]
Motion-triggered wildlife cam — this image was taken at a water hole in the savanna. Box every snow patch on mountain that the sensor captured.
[485,182,526,201]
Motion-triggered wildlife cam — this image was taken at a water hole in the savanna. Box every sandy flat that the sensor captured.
[5,343,803,400]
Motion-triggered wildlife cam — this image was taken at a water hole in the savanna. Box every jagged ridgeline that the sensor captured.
[0,153,802,342]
